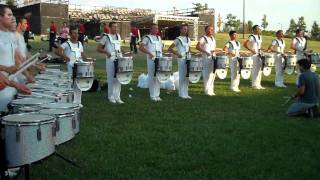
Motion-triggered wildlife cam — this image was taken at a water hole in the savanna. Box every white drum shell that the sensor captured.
[2,114,56,167]
[39,109,75,145]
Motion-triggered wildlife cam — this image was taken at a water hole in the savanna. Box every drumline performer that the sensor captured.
[168,24,192,99]
[223,30,241,92]
[56,27,89,107]
[291,29,308,85]
[97,22,125,104]
[244,25,265,89]
[268,30,287,88]
[196,25,219,96]
[139,23,164,101]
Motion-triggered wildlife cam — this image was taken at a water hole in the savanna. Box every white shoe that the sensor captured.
[207,93,216,96]
[151,97,158,101]
[156,97,162,101]
[186,95,192,99]
[258,86,266,90]
[79,104,84,108]
[231,88,241,92]
[116,99,124,104]
[276,84,287,88]
[109,98,116,104]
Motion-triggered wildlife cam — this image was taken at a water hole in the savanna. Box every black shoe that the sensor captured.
[306,105,319,118]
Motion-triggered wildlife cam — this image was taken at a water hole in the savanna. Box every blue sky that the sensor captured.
[69,0,320,31]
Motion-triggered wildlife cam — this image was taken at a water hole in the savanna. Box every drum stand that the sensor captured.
[54,151,80,168]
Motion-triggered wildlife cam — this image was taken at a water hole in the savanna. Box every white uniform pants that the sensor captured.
[178,59,189,97]
[275,55,284,86]
[252,54,263,87]
[202,58,216,95]
[230,58,241,90]
[147,59,160,98]
[106,59,121,100]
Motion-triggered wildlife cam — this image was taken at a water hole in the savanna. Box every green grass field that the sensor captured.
[26,34,320,179]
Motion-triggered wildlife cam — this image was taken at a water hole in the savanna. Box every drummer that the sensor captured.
[97,22,125,104]
[223,30,241,92]
[56,26,89,107]
[139,23,164,101]
[196,25,219,96]
[268,30,287,88]
[244,25,265,90]
[168,24,192,99]
[291,29,307,85]
[0,5,31,113]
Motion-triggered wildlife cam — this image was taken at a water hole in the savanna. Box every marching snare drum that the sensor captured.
[40,103,81,134]
[116,55,133,85]
[156,56,172,83]
[284,54,297,75]
[215,55,229,79]
[39,109,75,145]
[188,56,203,83]
[261,53,275,76]
[239,56,253,79]
[1,113,56,167]
[74,61,95,91]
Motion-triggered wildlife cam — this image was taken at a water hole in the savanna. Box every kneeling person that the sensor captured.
[287,59,320,117]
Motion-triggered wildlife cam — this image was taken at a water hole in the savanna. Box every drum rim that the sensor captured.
[39,108,75,117]
[11,98,54,105]
[40,103,80,110]
[2,113,55,125]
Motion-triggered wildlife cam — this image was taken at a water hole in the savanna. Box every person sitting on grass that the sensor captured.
[287,59,320,117]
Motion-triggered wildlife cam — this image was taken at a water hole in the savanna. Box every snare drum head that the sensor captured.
[311,64,317,72]
[19,106,40,112]
[285,67,294,75]
[216,69,228,79]
[11,98,54,106]
[39,108,73,116]
[40,102,79,109]
[117,72,133,85]
[2,113,55,124]
[189,72,201,83]
[157,72,171,83]
[241,69,251,79]
[75,77,94,91]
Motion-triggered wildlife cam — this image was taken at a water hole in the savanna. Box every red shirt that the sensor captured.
[104,26,110,34]
[79,24,85,33]
[131,27,139,37]
[50,24,57,33]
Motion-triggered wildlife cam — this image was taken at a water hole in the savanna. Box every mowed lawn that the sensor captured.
[27,34,320,179]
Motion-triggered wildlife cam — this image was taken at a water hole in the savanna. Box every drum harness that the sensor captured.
[146,35,161,77]
[249,34,266,71]
[105,34,121,78]
[202,36,218,73]
[177,36,191,77]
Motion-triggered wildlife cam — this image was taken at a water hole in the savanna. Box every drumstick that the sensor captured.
[18,53,40,68]
[9,53,40,80]
[281,96,292,106]
[32,92,61,100]
[36,55,52,64]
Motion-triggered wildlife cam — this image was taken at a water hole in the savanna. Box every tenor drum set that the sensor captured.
[0,54,95,177]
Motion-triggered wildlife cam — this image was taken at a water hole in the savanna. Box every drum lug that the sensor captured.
[37,124,42,141]
[72,117,76,129]
[15,124,21,142]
